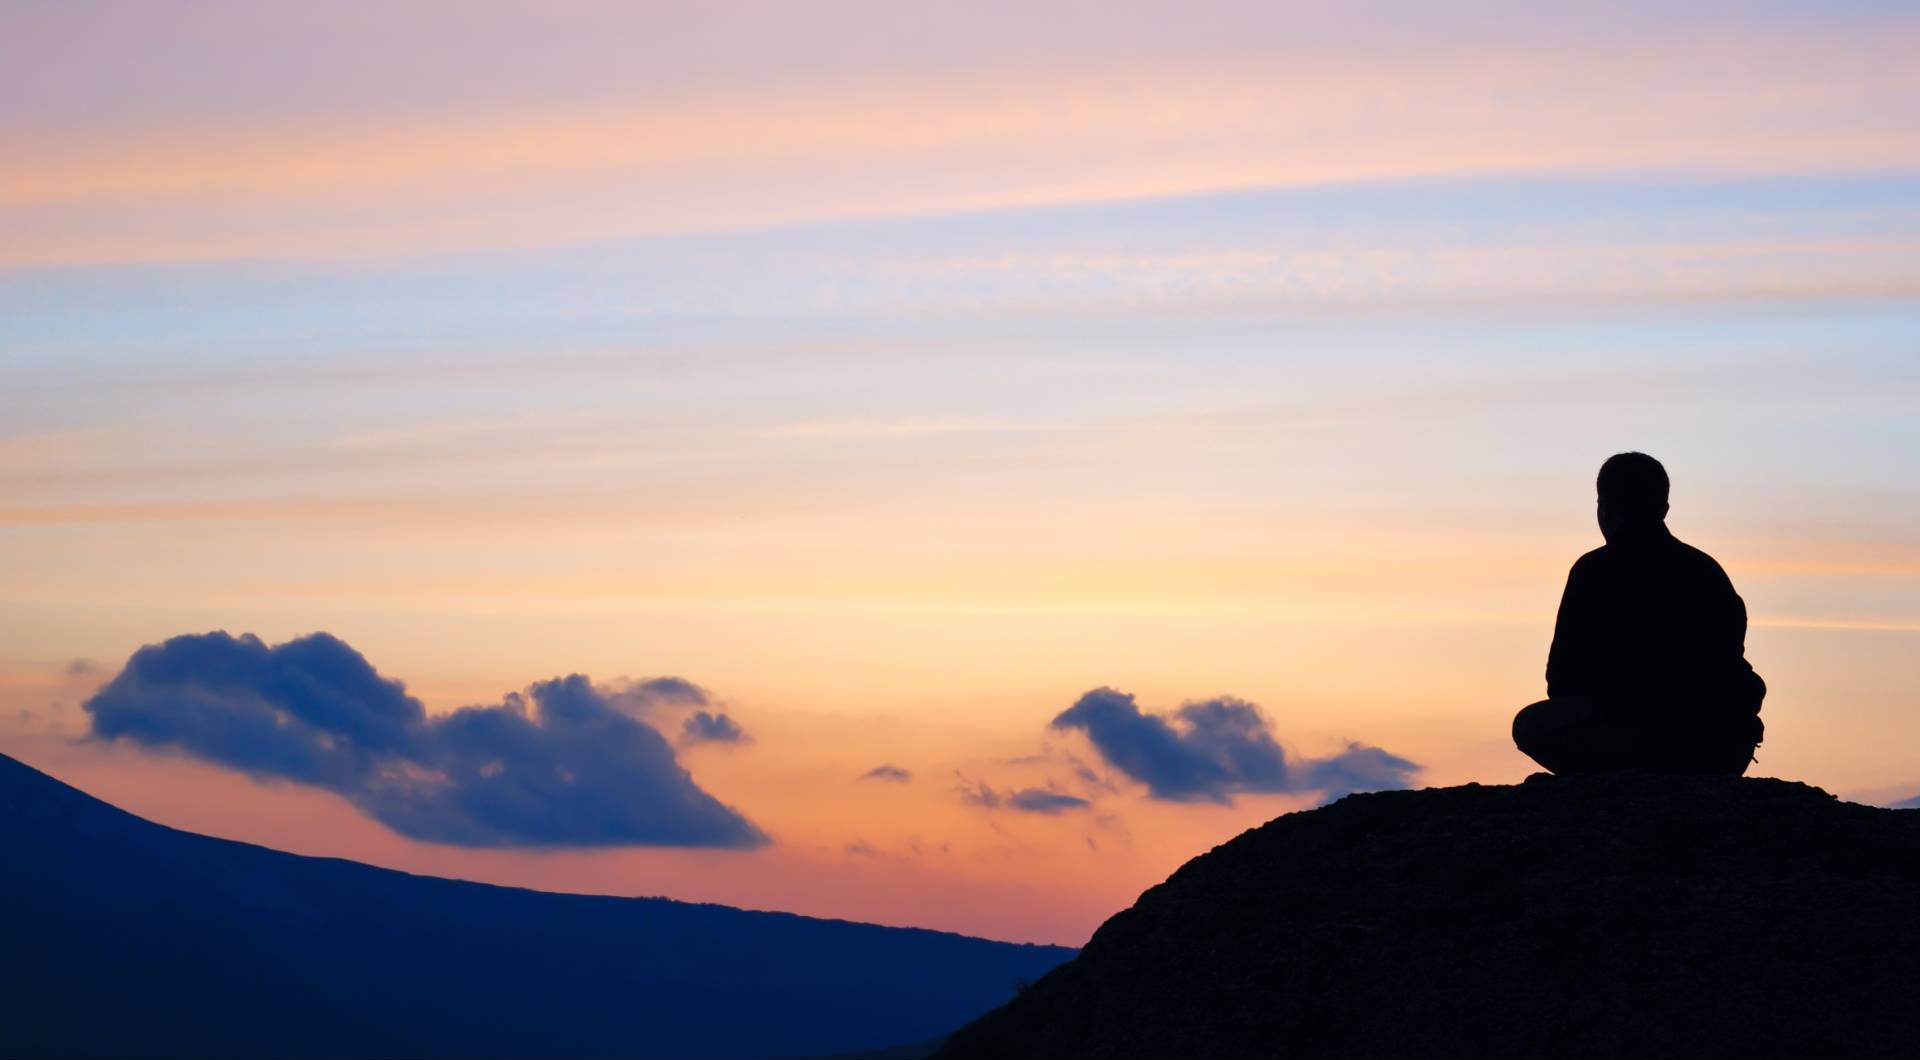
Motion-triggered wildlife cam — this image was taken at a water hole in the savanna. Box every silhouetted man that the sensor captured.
[1513,453,1765,775]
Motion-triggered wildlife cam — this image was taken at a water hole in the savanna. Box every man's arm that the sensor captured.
[1545,557,1595,698]
[1714,561,1767,711]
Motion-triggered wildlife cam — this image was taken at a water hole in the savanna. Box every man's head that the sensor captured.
[1596,451,1669,541]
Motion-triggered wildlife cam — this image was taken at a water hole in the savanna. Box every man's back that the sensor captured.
[1546,526,1763,720]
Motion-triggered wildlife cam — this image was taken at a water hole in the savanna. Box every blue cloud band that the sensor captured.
[84,632,766,849]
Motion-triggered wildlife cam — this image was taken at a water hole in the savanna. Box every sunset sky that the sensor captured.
[4,0,1918,946]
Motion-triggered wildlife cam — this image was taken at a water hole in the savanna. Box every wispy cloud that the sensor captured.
[749,418,1028,441]
[957,776,1094,815]
[6,21,1917,266]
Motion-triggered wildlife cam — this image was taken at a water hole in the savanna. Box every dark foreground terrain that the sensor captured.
[938,772,1920,1059]
[0,753,1071,1059]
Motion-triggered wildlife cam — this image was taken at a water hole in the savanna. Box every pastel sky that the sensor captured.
[3,1,1917,945]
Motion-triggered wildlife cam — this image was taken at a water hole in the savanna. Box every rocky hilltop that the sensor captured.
[937,773,1920,1059]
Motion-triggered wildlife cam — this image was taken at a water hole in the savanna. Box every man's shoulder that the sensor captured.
[1569,535,1730,582]
[1667,535,1731,575]
[1658,535,1744,600]
[1569,544,1610,574]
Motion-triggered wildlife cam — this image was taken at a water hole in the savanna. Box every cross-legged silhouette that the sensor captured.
[1513,453,1765,775]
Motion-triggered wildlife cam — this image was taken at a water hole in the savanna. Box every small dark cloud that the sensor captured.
[1302,742,1425,800]
[1009,789,1093,814]
[845,840,881,858]
[860,764,913,783]
[83,631,766,849]
[1051,687,1418,804]
[66,658,101,676]
[629,676,710,705]
[680,710,749,746]
[606,676,712,715]
[958,777,1091,815]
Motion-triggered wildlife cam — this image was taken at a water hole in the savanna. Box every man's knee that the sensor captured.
[1512,700,1547,753]
[1513,697,1583,752]
[1514,697,1605,774]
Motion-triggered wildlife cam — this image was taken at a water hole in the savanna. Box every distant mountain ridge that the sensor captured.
[0,752,1071,1060]
[938,773,1920,1059]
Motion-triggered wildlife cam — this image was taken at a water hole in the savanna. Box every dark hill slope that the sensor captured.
[0,753,1071,1060]
[938,774,1920,1060]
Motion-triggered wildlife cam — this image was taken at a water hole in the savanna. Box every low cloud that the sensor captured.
[843,836,948,862]
[83,631,766,849]
[1009,789,1093,814]
[1051,687,1418,804]
[860,764,913,783]
[1301,743,1425,799]
[958,777,1092,815]
[1890,793,1920,810]
[680,710,749,746]
[610,676,711,712]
